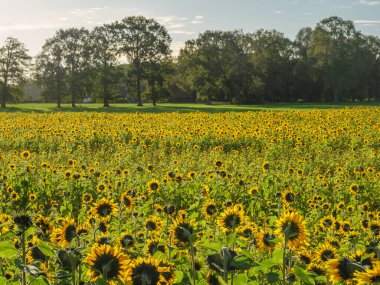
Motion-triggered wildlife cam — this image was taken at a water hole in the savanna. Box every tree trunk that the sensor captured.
[333,86,339,104]
[1,86,6,108]
[57,94,61,108]
[103,84,109,107]
[136,62,143,106]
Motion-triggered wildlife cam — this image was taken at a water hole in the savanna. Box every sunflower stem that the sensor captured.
[282,237,287,285]
[21,230,27,285]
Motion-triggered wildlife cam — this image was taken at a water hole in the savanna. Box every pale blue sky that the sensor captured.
[0,0,379,56]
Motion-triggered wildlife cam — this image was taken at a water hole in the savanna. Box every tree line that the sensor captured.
[0,15,379,108]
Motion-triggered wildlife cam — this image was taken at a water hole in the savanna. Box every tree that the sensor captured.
[111,16,172,106]
[308,16,359,103]
[35,37,66,107]
[55,28,91,107]
[0,37,31,108]
[89,24,121,107]
[250,29,293,102]
[178,30,254,104]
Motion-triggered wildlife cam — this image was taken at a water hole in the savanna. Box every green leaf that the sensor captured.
[29,276,49,285]
[37,241,55,257]
[266,272,281,284]
[0,240,18,258]
[0,231,16,239]
[217,276,228,285]
[234,273,248,285]
[232,256,255,270]
[294,265,315,285]
[227,233,236,247]
[174,271,184,283]
[0,276,7,285]
[200,242,220,252]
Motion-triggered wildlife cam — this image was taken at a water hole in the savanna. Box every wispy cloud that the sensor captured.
[69,7,108,17]
[274,10,283,14]
[354,19,380,25]
[170,30,195,35]
[357,0,380,5]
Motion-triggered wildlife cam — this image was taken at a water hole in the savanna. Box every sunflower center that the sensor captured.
[323,219,333,227]
[132,262,160,285]
[93,253,121,280]
[321,250,335,261]
[150,183,159,191]
[285,193,294,202]
[97,204,112,217]
[281,221,300,240]
[146,221,157,231]
[337,258,354,280]
[148,242,166,255]
[64,225,77,243]
[121,235,134,248]
[174,222,194,244]
[263,233,276,247]
[206,205,216,215]
[224,214,241,229]
[371,276,380,282]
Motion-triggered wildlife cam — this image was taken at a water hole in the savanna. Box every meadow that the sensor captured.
[0,106,379,285]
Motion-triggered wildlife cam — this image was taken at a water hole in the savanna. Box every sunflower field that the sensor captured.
[0,108,379,285]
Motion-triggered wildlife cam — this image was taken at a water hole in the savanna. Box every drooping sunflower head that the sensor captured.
[354,260,380,285]
[217,205,245,233]
[26,237,48,263]
[275,211,308,248]
[128,257,169,285]
[170,217,196,247]
[91,198,118,220]
[327,257,357,284]
[51,218,77,248]
[85,244,130,284]
[202,199,217,218]
[14,214,33,232]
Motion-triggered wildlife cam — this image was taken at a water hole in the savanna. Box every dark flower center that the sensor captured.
[321,250,334,261]
[132,262,160,285]
[281,221,300,240]
[121,235,134,248]
[337,258,354,280]
[150,183,159,190]
[174,222,194,244]
[224,214,240,229]
[146,221,157,231]
[64,225,77,243]
[148,242,166,255]
[263,233,276,247]
[93,253,121,280]
[97,204,112,217]
[206,205,216,216]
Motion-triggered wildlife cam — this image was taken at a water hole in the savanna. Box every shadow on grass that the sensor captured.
[0,102,379,114]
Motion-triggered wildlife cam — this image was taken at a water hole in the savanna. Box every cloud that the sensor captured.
[357,0,380,5]
[171,41,185,56]
[354,20,380,25]
[169,30,195,35]
[0,23,67,32]
[156,16,188,25]
[274,10,283,14]
[69,7,108,17]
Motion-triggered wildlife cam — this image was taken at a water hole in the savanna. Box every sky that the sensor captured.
[0,0,379,56]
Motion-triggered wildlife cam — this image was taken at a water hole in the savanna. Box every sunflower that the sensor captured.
[85,244,130,284]
[26,237,48,263]
[51,218,77,248]
[248,186,259,196]
[256,229,278,251]
[239,222,257,241]
[120,192,135,210]
[147,178,160,193]
[34,214,53,236]
[119,232,135,250]
[91,198,118,220]
[354,260,380,284]
[281,189,295,204]
[127,257,170,285]
[97,182,107,192]
[217,205,245,233]
[159,260,176,284]
[262,161,270,172]
[320,215,335,231]
[297,249,312,265]
[327,257,357,284]
[202,199,217,219]
[317,243,337,262]
[307,263,325,276]
[82,193,93,204]
[146,238,168,256]
[170,217,196,247]
[369,220,380,237]
[275,211,308,248]
[145,216,164,235]
[20,150,31,159]
[13,214,33,231]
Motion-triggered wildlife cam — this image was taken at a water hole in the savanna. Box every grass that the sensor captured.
[0,102,379,113]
